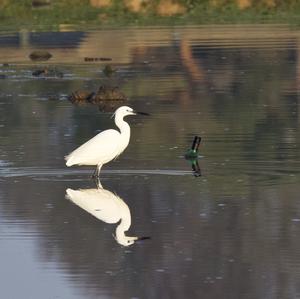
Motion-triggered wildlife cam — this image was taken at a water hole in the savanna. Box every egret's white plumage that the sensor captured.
[66,180,149,246]
[65,106,148,176]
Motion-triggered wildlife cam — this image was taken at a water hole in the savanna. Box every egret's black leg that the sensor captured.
[95,177,103,189]
[91,167,97,178]
[96,165,102,177]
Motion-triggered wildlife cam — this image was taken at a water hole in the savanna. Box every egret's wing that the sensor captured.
[66,188,121,223]
[65,129,120,166]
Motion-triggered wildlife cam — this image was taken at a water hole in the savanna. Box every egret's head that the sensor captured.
[114,106,149,118]
[114,233,151,247]
[115,106,136,117]
[114,234,138,246]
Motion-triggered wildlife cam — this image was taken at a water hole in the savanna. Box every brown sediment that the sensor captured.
[32,0,51,8]
[89,0,112,8]
[123,0,151,13]
[156,0,186,16]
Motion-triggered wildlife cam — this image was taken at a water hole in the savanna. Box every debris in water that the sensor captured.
[32,69,46,76]
[291,218,300,222]
[91,85,127,102]
[47,96,60,101]
[103,64,117,77]
[32,67,63,78]
[32,0,51,7]
[68,85,127,112]
[84,57,112,62]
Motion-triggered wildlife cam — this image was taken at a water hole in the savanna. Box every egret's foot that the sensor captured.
[93,177,102,189]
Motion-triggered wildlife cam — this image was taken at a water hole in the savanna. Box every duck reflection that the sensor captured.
[191,159,201,177]
[185,136,202,177]
[65,179,149,246]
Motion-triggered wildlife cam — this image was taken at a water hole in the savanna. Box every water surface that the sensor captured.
[1,25,300,299]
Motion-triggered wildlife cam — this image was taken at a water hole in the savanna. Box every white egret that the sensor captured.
[65,106,149,177]
[65,180,150,246]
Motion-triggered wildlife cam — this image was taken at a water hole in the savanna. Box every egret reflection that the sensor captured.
[65,179,149,246]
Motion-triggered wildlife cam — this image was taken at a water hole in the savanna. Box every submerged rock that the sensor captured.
[103,64,116,77]
[32,67,63,78]
[32,0,51,7]
[29,50,52,61]
[68,85,127,112]
[89,86,127,112]
[97,100,127,112]
[90,85,127,102]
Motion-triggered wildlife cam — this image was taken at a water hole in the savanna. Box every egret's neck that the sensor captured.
[116,214,131,239]
[115,115,130,134]
[114,203,138,246]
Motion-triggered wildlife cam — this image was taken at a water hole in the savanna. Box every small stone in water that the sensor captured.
[29,50,52,61]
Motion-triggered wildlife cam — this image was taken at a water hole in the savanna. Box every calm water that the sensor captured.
[1,25,300,299]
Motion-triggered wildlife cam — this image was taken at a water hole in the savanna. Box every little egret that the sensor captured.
[66,179,150,246]
[65,106,149,176]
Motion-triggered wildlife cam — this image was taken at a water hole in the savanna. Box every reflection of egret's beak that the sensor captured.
[136,236,151,241]
[112,234,150,246]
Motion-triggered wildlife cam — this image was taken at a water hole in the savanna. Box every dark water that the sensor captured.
[1,25,300,298]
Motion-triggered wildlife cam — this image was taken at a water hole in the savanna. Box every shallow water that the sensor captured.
[1,25,300,298]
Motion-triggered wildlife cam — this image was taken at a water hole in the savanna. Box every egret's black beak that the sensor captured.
[135,111,150,116]
[136,236,151,242]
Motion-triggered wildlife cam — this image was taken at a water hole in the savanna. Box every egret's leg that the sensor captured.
[95,177,103,189]
[91,165,102,178]
[92,167,97,178]
[96,164,102,177]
